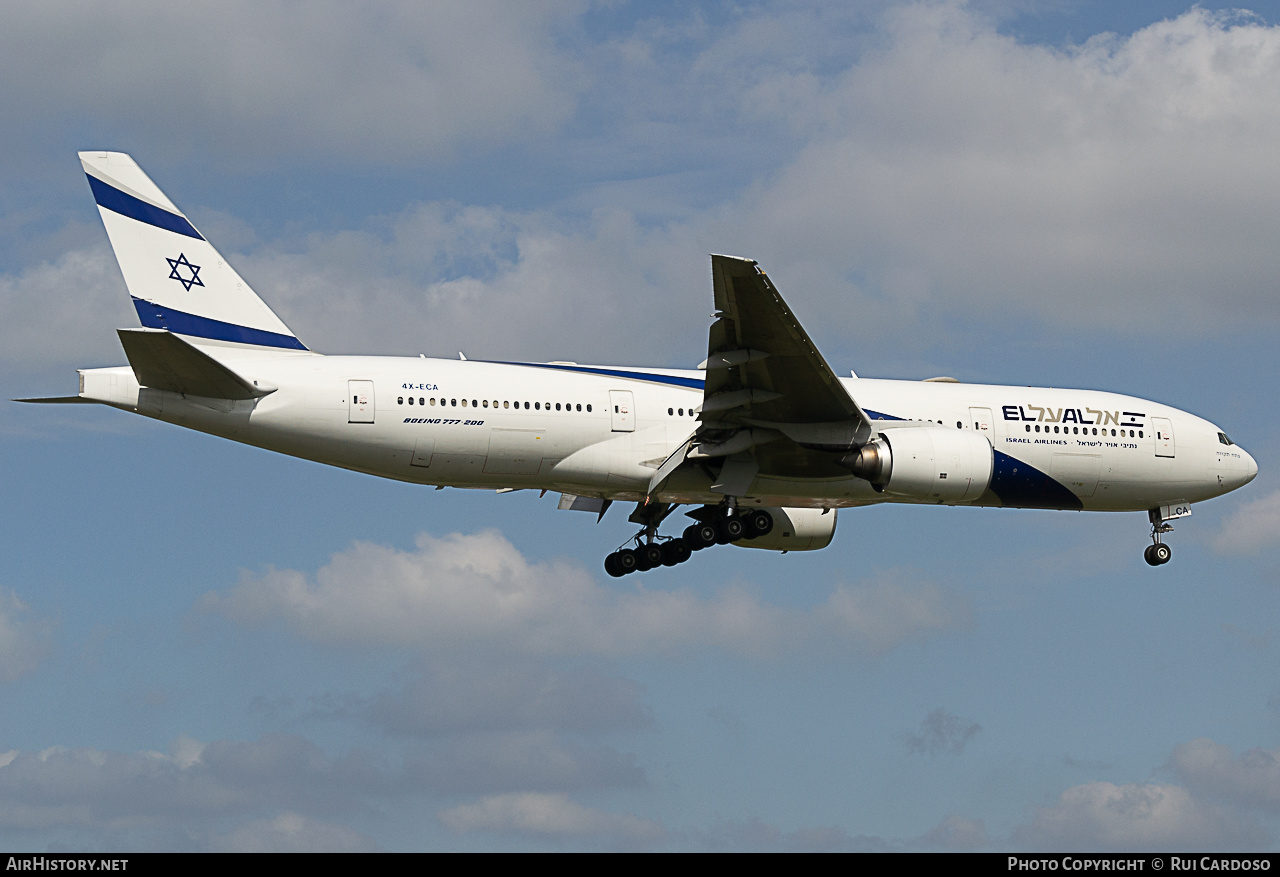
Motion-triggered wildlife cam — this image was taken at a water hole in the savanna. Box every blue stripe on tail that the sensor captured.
[87,175,204,240]
[132,298,308,350]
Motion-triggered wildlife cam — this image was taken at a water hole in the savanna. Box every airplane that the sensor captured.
[20,152,1259,573]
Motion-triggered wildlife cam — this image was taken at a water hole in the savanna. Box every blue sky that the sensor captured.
[2,0,1280,851]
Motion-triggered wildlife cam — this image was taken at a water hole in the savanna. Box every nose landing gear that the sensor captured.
[1144,542,1172,566]
[1144,508,1174,566]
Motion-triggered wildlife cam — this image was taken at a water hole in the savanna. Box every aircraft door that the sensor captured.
[348,380,375,423]
[609,390,634,432]
[1152,417,1175,458]
[969,407,995,438]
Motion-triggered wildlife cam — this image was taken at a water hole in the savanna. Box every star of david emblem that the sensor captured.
[166,253,204,291]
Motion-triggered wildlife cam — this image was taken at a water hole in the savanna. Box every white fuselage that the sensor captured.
[77,348,1258,514]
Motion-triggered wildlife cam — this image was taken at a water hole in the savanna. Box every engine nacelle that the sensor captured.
[733,507,837,552]
[846,427,992,503]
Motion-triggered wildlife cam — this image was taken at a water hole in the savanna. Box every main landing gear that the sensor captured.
[1144,508,1174,567]
[603,504,774,577]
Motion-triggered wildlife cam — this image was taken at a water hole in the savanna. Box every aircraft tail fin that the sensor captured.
[79,151,308,352]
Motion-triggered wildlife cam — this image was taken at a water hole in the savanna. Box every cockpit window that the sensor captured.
[1218,432,1234,446]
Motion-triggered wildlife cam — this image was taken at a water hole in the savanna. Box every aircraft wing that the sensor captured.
[651,255,875,495]
[704,255,869,423]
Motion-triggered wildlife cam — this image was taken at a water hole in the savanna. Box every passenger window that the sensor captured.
[398,397,404,405]
[556,403,561,411]
[586,404,592,412]
[462,399,467,407]
[576,404,581,411]
[504,401,509,409]
[408,397,414,405]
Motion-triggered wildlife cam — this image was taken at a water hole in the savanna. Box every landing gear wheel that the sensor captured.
[1153,543,1172,565]
[661,539,691,566]
[614,548,638,575]
[685,523,718,550]
[636,542,664,571]
[604,552,625,578]
[716,516,744,544]
[742,510,774,539]
[1144,545,1158,566]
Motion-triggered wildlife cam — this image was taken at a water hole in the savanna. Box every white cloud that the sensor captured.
[717,5,1280,337]
[0,245,134,372]
[210,812,379,853]
[0,734,389,831]
[0,1,584,164]
[438,792,664,844]
[202,529,967,657]
[823,576,967,655]
[19,4,1280,378]
[0,589,53,683]
[1013,780,1268,851]
[207,4,1280,370]
[234,203,703,364]
[1169,737,1280,811]
[918,813,987,851]
[1212,490,1280,555]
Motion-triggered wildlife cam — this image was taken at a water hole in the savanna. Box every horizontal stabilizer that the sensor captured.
[12,396,95,404]
[117,328,274,400]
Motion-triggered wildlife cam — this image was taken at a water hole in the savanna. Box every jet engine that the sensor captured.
[732,507,837,551]
[843,426,992,503]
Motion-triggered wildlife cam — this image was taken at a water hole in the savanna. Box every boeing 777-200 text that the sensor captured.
[20,152,1259,573]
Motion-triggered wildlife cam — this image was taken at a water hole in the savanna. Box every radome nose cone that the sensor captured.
[1244,449,1259,484]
